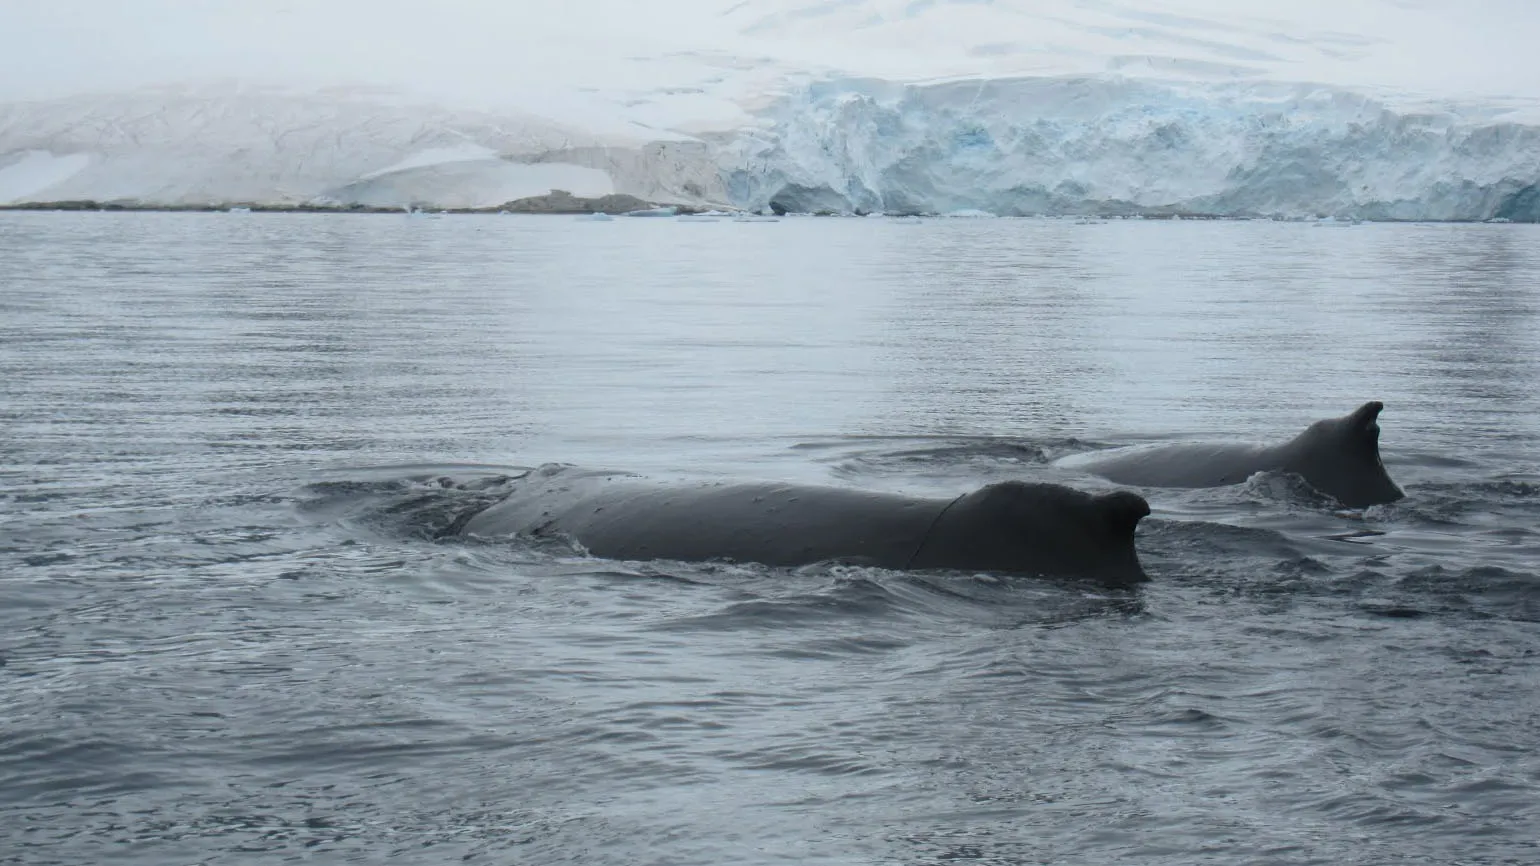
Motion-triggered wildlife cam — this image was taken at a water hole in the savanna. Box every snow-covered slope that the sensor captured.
[1,1,1537,218]
[0,86,625,208]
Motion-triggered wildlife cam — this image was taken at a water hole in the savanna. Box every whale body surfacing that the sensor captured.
[1058,401,1403,508]
[460,465,1151,585]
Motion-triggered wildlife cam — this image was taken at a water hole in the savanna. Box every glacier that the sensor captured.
[1,1,1537,220]
[716,77,1540,221]
[3,77,1535,221]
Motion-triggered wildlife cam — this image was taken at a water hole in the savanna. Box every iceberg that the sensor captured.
[624,206,679,218]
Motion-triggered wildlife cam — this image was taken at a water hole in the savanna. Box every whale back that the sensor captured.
[538,482,944,567]
[466,468,1149,583]
[465,472,945,568]
[1060,440,1281,489]
[913,481,1150,585]
[1279,400,1403,507]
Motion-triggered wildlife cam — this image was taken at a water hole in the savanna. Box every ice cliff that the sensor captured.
[720,77,1540,221]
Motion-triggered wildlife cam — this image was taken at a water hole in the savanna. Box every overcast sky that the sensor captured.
[0,2,711,103]
[1,1,1535,109]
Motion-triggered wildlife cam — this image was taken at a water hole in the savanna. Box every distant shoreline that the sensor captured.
[0,189,723,217]
[0,202,709,215]
[0,201,1528,224]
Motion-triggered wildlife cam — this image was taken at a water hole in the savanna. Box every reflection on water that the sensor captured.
[871,222,1112,432]
[1,213,1539,865]
[8,213,1534,465]
[1400,227,1536,406]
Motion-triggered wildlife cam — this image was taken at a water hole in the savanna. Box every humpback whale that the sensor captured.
[460,465,1151,585]
[1057,401,1403,507]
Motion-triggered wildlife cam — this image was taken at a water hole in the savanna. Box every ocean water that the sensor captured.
[2,212,1538,865]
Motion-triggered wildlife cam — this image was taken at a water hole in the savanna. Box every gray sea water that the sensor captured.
[2,212,1538,865]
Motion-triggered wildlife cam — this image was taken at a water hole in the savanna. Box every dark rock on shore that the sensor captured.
[494,189,667,214]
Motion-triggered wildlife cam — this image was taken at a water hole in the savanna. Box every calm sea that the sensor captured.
[2,212,1538,865]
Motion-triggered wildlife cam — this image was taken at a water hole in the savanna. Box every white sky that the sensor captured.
[1,0,1536,116]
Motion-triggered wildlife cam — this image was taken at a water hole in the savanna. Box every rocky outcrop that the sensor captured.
[496,189,657,214]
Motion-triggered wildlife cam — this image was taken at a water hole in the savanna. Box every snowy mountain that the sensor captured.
[1,1,1537,219]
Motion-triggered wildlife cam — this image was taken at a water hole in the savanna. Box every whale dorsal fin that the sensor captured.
[1275,400,1404,506]
[1343,400,1385,448]
[1349,400,1383,431]
[1097,490,1150,535]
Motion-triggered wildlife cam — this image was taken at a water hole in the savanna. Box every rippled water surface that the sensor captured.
[3,212,1539,865]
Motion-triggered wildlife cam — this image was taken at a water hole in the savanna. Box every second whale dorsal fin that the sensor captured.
[1349,400,1384,432]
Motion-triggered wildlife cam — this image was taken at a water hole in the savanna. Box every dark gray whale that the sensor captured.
[1057,401,1403,508]
[461,465,1151,584]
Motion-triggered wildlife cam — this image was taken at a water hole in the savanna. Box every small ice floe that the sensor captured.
[575,212,614,222]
